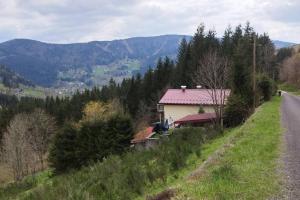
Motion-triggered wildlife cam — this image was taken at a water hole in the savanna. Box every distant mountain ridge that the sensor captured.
[272,40,296,49]
[0,35,191,87]
[0,35,295,88]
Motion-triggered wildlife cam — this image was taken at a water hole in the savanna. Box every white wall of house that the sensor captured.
[163,104,215,123]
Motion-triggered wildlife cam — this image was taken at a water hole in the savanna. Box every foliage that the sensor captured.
[3,127,217,200]
[224,94,249,127]
[276,47,294,63]
[48,123,79,173]
[81,100,122,123]
[280,53,300,88]
[198,106,205,114]
[49,113,133,173]
[257,74,273,101]
[1,109,56,180]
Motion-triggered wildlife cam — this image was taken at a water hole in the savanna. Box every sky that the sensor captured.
[0,0,299,44]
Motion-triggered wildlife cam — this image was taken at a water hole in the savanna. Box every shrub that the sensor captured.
[76,114,133,166]
[198,106,205,113]
[257,74,273,101]
[224,94,249,127]
[49,114,133,173]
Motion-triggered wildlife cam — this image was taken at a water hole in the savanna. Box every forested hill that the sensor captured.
[0,65,34,88]
[0,35,295,88]
[0,35,191,87]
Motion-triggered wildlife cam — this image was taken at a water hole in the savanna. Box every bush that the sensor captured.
[224,94,249,127]
[49,114,133,173]
[76,114,133,166]
[257,74,274,101]
[198,106,205,113]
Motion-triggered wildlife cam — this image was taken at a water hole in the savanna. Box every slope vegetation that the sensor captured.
[147,96,282,199]
[0,97,282,200]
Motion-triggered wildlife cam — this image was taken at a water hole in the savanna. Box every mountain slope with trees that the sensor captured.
[0,35,191,87]
[0,65,33,88]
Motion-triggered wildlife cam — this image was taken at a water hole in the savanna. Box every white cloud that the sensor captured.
[0,0,299,43]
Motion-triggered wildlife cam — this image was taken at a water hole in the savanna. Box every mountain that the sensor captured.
[0,35,294,88]
[272,40,296,49]
[0,35,191,87]
[0,65,34,88]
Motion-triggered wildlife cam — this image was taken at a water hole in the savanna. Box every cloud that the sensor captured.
[0,0,299,43]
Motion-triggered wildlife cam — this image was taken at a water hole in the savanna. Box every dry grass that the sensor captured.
[0,163,13,186]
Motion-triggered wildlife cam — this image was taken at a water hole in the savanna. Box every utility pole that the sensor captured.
[253,35,256,112]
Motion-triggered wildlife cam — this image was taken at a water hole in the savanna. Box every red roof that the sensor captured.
[131,127,154,144]
[174,113,216,124]
[159,89,230,105]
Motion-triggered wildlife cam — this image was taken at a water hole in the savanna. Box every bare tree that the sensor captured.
[2,109,56,180]
[2,114,32,181]
[194,50,230,130]
[27,109,56,169]
[280,54,300,87]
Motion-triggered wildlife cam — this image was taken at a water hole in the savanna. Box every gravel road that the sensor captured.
[281,92,300,199]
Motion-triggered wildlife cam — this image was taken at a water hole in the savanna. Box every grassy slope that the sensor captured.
[176,96,282,199]
[0,83,46,98]
[1,97,282,200]
[134,127,240,200]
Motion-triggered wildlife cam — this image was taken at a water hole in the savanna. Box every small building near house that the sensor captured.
[158,87,230,126]
[174,113,216,127]
[131,126,159,150]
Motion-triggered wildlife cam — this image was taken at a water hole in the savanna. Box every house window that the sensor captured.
[157,104,164,112]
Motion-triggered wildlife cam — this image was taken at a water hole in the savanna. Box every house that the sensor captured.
[131,86,230,149]
[158,86,231,126]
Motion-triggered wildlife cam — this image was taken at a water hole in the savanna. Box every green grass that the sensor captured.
[22,87,46,98]
[177,96,282,199]
[279,83,300,95]
[134,127,240,200]
[0,170,52,200]
[0,83,46,98]
[92,59,141,85]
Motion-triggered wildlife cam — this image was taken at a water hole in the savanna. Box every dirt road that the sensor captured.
[281,92,300,199]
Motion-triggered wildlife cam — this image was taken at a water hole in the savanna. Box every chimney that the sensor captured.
[196,85,202,89]
[181,85,187,92]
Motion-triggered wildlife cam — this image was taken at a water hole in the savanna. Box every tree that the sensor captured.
[48,123,79,173]
[26,109,57,169]
[280,54,300,87]
[2,114,32,180]
[82,101,111,123]
[1,109,56,180]
[194,50,230,130]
